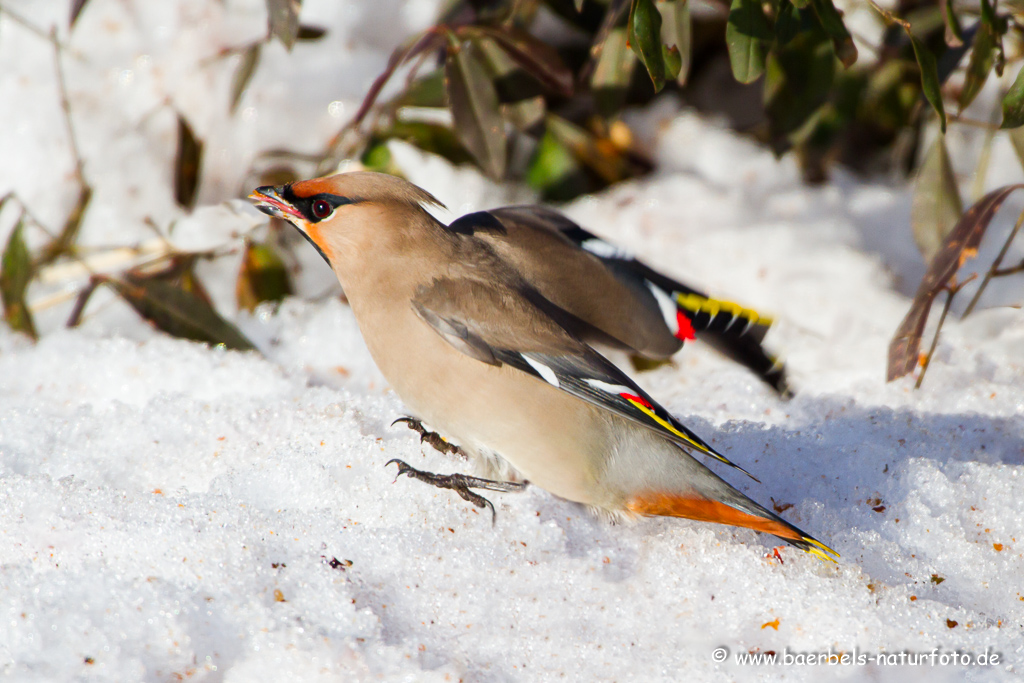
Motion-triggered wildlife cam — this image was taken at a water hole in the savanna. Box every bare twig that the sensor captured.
[915,274,976,389]
[962,205,1024,316]
[51,27,85,181]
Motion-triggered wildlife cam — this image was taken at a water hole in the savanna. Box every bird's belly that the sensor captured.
[368,325,608,505]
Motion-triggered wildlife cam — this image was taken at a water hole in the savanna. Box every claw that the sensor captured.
[384,459,526,525]
[390,416,466,458]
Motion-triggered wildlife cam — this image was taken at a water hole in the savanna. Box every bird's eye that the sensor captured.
[311,199,332,219]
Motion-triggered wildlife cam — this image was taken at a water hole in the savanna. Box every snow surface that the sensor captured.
[2,0,1024,681]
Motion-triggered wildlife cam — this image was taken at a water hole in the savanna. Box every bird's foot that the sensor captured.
[385,458,526,525]
[391,416,466,458]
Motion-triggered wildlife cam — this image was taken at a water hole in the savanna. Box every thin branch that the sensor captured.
[962,204,1024,316]
[915,274,976,389]
[867,0,911,29]
[51,27,85,181]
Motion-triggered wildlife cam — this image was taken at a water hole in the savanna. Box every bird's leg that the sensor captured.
[386,458,527,525]
[391,416,466,459]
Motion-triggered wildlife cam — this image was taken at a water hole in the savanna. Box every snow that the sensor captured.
[2,0,1024,681]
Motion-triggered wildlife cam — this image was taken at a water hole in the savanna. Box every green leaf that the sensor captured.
[237,240,293,312]
[628,0,668,92]
[575,0,585,10]
[726,0,772,84]
[1000,66,1024,129]
[659,0,692,85]
[662,44,682,81]
[810,0,857,68]
[36,184,91,268]
[943,0,963,47]
[0,209,37,339]
[466,26,574,97]
[174,114,203,210]
[591,27,638,116]
[790,0,811,9]
[109,272,256,351]
[764,23,835,150]
[230,43,261,114]
[911,137,962,263]
[445,36,507,180]
[908,34,946,133]
[266,0,301,50]
[958,21,996,113]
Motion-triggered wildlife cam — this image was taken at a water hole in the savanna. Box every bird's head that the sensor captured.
[248,171,446,275]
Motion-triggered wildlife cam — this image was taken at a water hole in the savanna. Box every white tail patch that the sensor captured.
[522,355,560,388]
[580,238,633,260]
[645,281,680,336]
[584,378,632,395]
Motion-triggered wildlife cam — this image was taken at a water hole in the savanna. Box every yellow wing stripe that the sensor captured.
[675,292,773,326]
[625,397,707,452]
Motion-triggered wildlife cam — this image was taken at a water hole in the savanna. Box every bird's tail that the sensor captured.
[626,490,837,562]
[637,267,792,398]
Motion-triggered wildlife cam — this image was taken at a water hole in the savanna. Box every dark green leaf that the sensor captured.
[591,27,638,116]
[888,184,1024,381]
[395,69,447,109]
[36,184,91,268]
[943,0,963,47]
[0,209,37,339]
[368,121,473,166]
[266,0,301,50]
[109,273,256,351]
[1000,65,1024,129]
[790,0,811,9]
[908,34,946,133]
[69,0,90,28]
[726,0,771,84]
[174,114,203,210]
[466,26,574,97]
[473,35,547,104]
[230,43,262,114]
[764,24,835,150]
[810,0,857,68]
[628,0,668,92]
[297,24,327,41]
[958,21,995,113]
[911,137,962,263]
[237,241,293,312]
[575,0,585,10]
[445,36,507,180]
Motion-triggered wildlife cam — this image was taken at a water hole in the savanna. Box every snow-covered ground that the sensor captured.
[2,0,1024,681]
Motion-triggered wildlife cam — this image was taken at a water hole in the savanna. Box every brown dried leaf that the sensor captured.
[266,0,301,50]
[230,43,262,114]
[466,25,574,97]
[174,114,203,210]
[911,137,962,264]
[69,0,90,28]
[446,36,506,180]
[108,270,256,351]
[888,184,1024,381]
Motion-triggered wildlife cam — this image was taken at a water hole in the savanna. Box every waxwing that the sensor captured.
[250,172,834,560]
